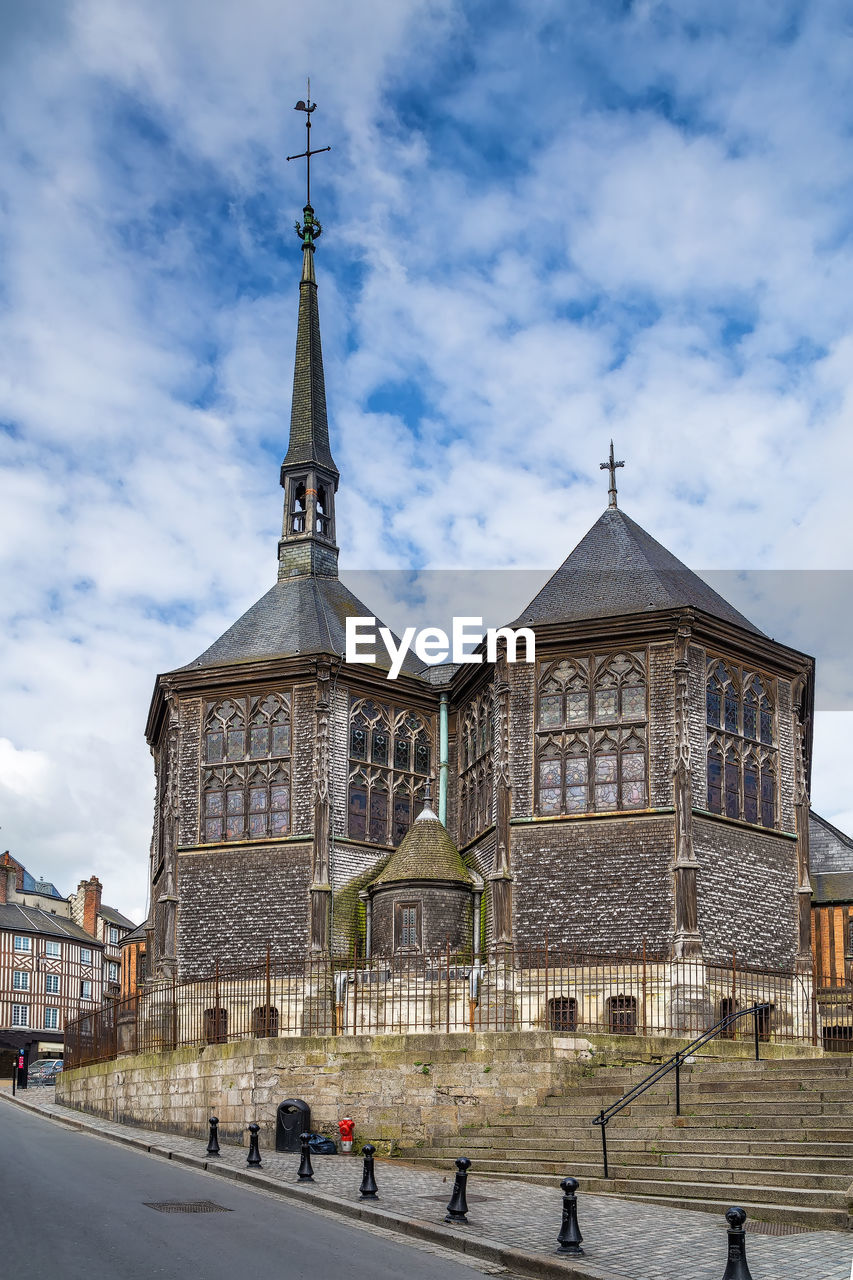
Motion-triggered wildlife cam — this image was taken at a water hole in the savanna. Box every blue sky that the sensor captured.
[1,0,853,919]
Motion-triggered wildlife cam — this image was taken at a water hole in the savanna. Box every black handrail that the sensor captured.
[591,1002,770,1178]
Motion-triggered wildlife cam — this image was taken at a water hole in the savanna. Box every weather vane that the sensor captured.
[600,440,625,509]
[287,79,331,250]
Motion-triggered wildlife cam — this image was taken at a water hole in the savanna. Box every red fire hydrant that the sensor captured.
[338,1117,355,1153]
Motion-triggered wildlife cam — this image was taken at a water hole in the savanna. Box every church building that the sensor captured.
[140,161,815,1006]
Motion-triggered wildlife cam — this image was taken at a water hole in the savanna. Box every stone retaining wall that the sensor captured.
[57,1030,600,1150]
[56,1029,820,1154]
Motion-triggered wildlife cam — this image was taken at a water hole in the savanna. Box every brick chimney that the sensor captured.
[0,852,18,905]
[82,875,102,938]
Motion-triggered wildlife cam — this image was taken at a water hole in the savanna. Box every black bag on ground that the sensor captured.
[307,1132,337,1154]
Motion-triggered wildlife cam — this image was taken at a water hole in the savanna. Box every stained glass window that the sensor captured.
[761,768,775,828]
[743,760,759,824]
[595,689,618,722]
[707,679,721,727]
[622,751,646,808]
[724,751,740,820]
[536,652,647,815]
[415,736,431,775]
[622,686,645,720]
[393,794,411,845]
[594,753,618,809]
[566,692,588,724]
[348,784,367,840]
[760,703,773,745]
[706,662,775,828]
[565,753,587,812]
[206,731,224,763]
[369,787,389,843]
[350,722,367,760]
[540,755,562,814]
[707,748,722,813]
[347,698,433,845]
[372,728,388,765]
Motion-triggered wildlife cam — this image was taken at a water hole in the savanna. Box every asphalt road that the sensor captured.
[0,1103,511,1279]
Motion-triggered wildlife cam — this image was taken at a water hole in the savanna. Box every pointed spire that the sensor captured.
[280,210,338,478]
[278,97,339,580]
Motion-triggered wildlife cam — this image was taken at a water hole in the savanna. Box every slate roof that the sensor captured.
[282,247,338,477]
[20,869,63,899]
[100,904,137,930]
[809,810,853,874]
[811,873,853,904]
[119,921,149,944]
[515,507,764,634]
[370,803,472,888]
[0,903,101,944]
[182,574,426,675]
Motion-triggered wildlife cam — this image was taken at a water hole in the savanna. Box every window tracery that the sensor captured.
[458,690,493,843]
[535,652,648,816]
[201,693,292,843]
[346,698,432,845]
[705,659,776,829]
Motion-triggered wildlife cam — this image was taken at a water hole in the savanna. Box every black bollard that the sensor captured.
[206,1115,221,1157]
[444,1156,471,1224]
[359,1143,379,1200]
[297,1131,315,1181]
[246,1122,262,1168]
[721,1207,753,1280]
[556,1176,585,1256]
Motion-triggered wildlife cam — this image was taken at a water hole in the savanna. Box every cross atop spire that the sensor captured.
[287,80,331,252]
[600,440,625,509]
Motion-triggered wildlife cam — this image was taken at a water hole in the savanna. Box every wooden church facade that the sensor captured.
[140,193,815,1007]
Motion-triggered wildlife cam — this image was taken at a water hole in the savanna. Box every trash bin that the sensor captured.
[275,1098,311,1152]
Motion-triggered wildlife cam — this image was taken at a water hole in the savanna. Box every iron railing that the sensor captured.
[592,1002,772,1177]
[64,946,817,1070]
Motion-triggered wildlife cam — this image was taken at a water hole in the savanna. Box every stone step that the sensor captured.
[421,1137,853,1174]
[394,1160,851,1227]
[398,1150,851,1190]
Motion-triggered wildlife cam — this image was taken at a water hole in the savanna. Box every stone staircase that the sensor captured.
[395,1057,853,1229]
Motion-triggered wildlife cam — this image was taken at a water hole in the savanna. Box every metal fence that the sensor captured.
[64,945,818,1069]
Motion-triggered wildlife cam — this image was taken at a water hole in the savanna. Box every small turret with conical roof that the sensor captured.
[364,783,481,956]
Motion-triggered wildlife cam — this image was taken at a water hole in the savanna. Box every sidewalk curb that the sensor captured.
[1,1090,625,1280]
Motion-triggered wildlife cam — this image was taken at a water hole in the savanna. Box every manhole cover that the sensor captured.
[144,1200,232,1214]
[744,1220,812,1237]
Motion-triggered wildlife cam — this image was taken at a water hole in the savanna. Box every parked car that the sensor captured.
[27,1059,63,1086]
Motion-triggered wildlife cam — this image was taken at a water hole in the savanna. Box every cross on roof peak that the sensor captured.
[600,440,625,509]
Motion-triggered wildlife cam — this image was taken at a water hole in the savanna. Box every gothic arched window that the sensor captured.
[706,659,777,830]
[346,699,433,846]
[201,693,292,843]
[458,690,494,843]
[535,652,648,816]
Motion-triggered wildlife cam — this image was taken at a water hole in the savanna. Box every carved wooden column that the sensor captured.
[157,691,180,979]
[310,661,332,954]
[489,654,513,948]
[672,616,702,958]
[792,674,814,970]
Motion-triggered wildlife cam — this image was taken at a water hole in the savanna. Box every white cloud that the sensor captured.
[2,0,853,921]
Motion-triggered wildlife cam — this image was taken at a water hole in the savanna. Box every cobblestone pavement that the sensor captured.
[6,1087,853,1280]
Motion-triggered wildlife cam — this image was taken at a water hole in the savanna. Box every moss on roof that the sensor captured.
[370,806,472,888]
